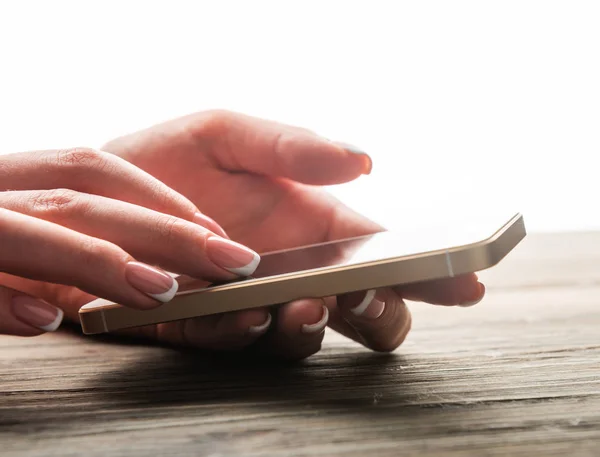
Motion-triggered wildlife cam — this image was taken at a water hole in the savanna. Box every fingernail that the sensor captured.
[193,212,229,239]
[206,236,261,276]
[333,141,372,175]
[301,305,329,334]
[125,262,179,303]
[11,296,64,332]
[459,282,485,307]
[350,289,385,319]
[248,313,272,336]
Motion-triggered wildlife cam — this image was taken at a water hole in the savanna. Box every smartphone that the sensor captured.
[79,212,526,334]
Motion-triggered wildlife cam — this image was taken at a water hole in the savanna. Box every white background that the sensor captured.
[1,1,598,233]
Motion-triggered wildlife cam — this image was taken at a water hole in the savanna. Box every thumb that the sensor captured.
[197,111,373,185]
[0,285,64,336]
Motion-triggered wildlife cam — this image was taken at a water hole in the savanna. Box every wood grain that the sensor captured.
[1,232,599,456]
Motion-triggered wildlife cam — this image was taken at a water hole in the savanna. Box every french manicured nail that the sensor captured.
[206,236,261,276]
[193,212,229,239]
[125,262,179,303]
[11,296,64,332]
[248,313,272,336]
[333,141,372,174]
[301,305,329,334]
[333,141,366,155]
[459,283,485,307]
[350,289,385,319]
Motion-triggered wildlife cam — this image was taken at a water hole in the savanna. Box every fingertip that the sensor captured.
[8,295,64,335]
[247,299,328,361]
[248,312,272,336]
[334,287,413,352]
[360,153,373,175]
[38,306,64,332]
[283,135,371,185]
[124,262,179,308]
[277,298,326,335]
[177,308,272,350]
[338,289,385,320]
[233,308,272,336]
[476,281,485,297]
[459,282,486,307]
[205,236,261,277]
[458,278,486,306]
[301,304,328,334]
[330,141,373,175]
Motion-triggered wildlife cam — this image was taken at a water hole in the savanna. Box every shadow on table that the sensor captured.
[86,345,443,415]
[1,329,467,445]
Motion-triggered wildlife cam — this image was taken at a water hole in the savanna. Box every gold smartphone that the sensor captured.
[79,212,526,334]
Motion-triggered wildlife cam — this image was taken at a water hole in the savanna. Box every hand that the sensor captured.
[0,147,261,337]
[3,112,484,360]
[104,110,484,358]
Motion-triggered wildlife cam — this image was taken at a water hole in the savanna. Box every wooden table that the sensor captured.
[1,232,599,456]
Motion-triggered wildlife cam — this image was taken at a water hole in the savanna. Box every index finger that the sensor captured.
[177,110,372,185]
[0,147,227,237]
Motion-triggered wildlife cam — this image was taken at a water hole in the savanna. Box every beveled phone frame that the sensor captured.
[79,213,526,334]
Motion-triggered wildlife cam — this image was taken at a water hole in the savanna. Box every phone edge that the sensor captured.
[80,214,526,335]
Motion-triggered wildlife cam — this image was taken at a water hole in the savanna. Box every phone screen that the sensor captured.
[176,212,520,293]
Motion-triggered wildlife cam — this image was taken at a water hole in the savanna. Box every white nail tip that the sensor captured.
[248,313,272,335]
[226,252,261,277]
[301,305,329,334]
[333,141,367,155]
[39,307,64,332]
[351,289,377,316]
[149,279,179,303]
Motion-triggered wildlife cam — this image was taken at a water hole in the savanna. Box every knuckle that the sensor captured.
[187,110,238,168]
[75,236,122,269]
[76,237,105,265]
[148,180,197,217]
[154,215,190,242]
[55,147,108,171]
[29,189,82,217]
[195,109,235,139]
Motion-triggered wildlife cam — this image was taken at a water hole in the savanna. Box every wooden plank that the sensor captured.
[1,232,599,456]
